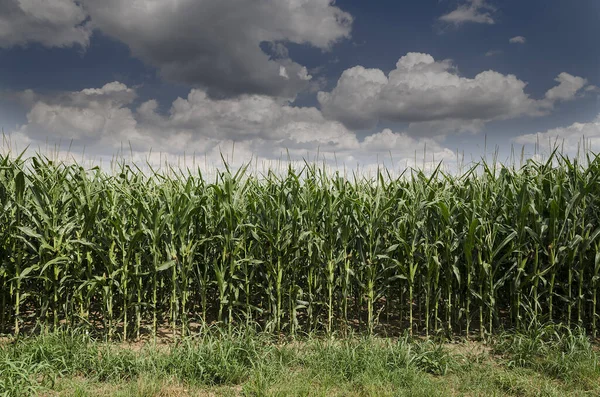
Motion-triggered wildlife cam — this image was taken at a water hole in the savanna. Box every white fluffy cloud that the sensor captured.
[317,65,388,130]
[7,81,459,171]
[509,36,526,44]
[14,82,362,158]
[439,0,495,25]
[78,0,352,98]
[544,73,587,102]
[362,128,456,162]
[513,115,600,155]
[0,0,91,48]
[20,82,146,146]
[318,52,591,132]
[139,88,361,152]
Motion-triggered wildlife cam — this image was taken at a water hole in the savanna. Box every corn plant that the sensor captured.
[1,150,600,340]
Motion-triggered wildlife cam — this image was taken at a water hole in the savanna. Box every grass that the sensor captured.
[1,325,599,396]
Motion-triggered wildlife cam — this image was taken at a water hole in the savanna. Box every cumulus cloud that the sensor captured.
[1,0,353,98]
[144,88,361,151]
[509,36,526,44]
[439,0,495,25]
[513,115,600,155]
[318,52,591,133]
[14,81,361,158]
[317,65,388,130]
[361,128,456,161]
[7,81,459,172]
[406,119,486,137]
[0,0,353,98]
[0,0,91,48]
[544,73,587,102]
[79,0,352,98]
[19,82,145,146]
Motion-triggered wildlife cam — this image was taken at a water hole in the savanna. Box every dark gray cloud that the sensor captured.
[0,0,91,48]
[81,0,352,98]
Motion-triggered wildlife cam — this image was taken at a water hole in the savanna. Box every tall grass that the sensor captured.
[1,150,600,339]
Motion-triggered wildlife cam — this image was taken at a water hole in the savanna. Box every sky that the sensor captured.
[0,0,598,172]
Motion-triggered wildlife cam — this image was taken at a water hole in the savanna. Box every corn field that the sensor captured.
[1,151,600,340]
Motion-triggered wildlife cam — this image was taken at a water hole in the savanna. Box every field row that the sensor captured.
[1,153,600,339]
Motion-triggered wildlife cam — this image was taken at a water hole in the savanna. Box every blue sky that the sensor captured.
[0,0,598,170]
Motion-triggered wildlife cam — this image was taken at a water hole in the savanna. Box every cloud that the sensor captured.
[317,65,389,130]
[361,128,456,161]
[7,81,459,172]
[14,81,362,157]
[509,36,526,44]
[318,52,591,133]
[150,89,360,150]
[485,49,503,57]
[19,82,143,145]
[513,115,600,155]
[0,0,353,99]
[79,0,352,98]
[406,119,486,137]
[439,0,495,26]
[0,0,91,48]
[544,73,587,102]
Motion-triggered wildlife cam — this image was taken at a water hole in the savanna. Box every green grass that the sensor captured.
[1,325,599,396]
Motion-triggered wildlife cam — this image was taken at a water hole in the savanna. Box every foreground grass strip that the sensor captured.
[0,327,598,396]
